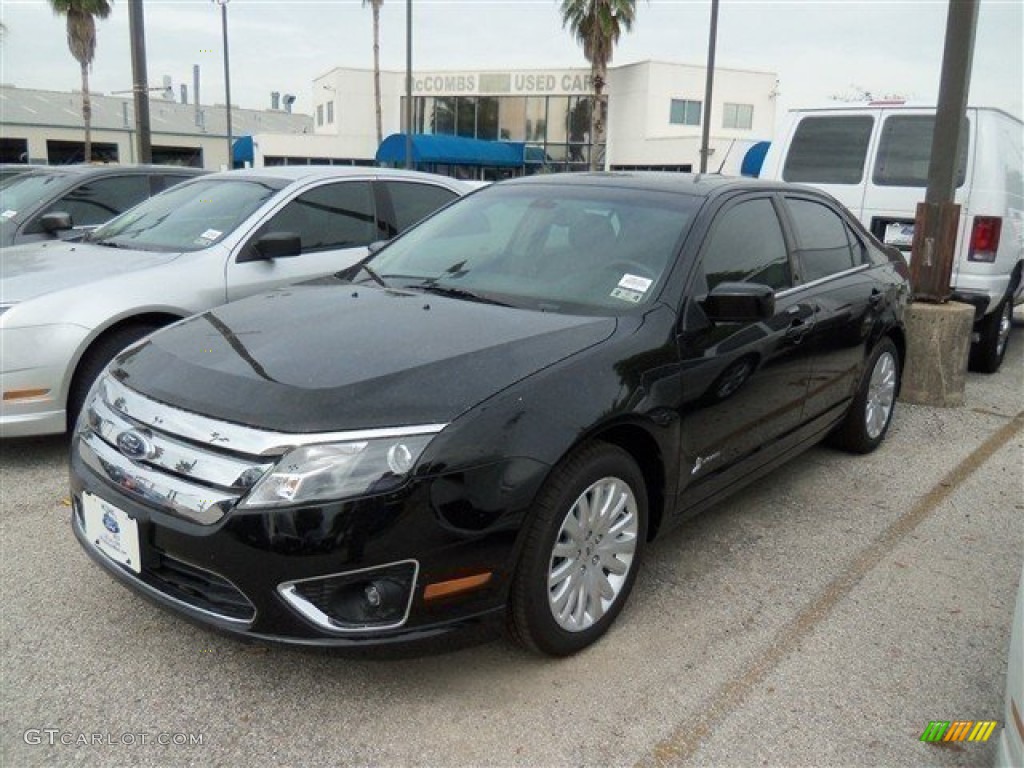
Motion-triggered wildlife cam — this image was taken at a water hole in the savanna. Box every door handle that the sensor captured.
[869,289,884,308]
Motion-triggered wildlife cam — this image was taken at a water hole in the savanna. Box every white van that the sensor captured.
[760,104,1023,372]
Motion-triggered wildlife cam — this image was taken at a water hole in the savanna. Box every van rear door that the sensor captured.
[862,108,974,269]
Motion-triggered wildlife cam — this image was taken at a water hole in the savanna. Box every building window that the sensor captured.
[723,103,754,130]
[326,101,335,124]
[670,99,702,126]
[316,104,324,126]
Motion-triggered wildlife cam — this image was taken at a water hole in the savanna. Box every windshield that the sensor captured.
[0,172,71,220]
[365,182,697,314]
[87,177,287,252]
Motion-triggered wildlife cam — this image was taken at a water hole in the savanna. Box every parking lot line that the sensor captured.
[640,410,1024,767]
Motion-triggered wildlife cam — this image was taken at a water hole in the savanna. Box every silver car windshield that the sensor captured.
[88,177,286,252]
[366,183,697,314]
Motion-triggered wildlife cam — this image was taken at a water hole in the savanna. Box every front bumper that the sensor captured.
[0,323,89,437]
[70,441,547,649]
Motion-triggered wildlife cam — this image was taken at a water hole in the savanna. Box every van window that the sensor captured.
[782,116,874,185]
[873,115,969,187]
[786,198,858,281]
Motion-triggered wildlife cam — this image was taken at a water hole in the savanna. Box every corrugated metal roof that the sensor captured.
[0,85,313,137]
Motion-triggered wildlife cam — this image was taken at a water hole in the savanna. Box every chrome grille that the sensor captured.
[78,376,278,525]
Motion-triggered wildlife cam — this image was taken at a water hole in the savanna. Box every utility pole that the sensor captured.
[128,0,152,164]
[900,0,980,408]
[699,0,719,174]
[911,0,979,300]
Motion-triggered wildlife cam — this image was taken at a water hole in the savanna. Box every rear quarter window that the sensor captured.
[783,115,874,185]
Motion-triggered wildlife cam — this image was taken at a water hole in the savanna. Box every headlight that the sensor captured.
[239,433,436,508]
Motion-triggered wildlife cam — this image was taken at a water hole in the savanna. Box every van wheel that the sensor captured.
[969,299,1012,374]
[507,443,647,656]
[829,337,900,454]
[67,324,161,431]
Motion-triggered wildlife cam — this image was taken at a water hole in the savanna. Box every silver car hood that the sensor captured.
[0,240,179,303]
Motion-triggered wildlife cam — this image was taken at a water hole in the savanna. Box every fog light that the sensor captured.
[278,560,418,633]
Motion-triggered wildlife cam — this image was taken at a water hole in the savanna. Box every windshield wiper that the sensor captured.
[412,282,510,306]
[360,263,388,288]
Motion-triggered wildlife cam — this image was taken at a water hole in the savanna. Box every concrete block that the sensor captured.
[900,301,974,407]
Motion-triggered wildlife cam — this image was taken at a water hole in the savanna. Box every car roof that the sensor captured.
[497,171,817,199]
[202,165,472,189]
[14,164,207,178]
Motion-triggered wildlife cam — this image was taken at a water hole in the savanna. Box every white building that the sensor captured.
[245,60,778,176]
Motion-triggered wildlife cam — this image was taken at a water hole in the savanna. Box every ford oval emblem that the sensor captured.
[116,429,153,460]
[102,511,120,534]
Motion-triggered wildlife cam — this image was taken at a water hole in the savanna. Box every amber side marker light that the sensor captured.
[2,388,51,401]
[423,572,493,601]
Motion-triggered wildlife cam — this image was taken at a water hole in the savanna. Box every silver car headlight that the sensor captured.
[238,433,437,508]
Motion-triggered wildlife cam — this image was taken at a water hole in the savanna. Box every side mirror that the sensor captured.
[703,282,775,322]
[238,232,302,262]
[367,239,389,255]
[39,211,73,234]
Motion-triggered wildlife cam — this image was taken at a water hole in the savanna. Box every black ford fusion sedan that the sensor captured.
[70,174,910,656]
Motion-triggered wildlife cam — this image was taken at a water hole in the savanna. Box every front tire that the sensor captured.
[67,324,162,432]
[508,442,647,656]
[969,299,1012,374]
[829,337,900,454]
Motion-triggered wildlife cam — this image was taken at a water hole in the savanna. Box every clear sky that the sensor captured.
[1,0,1021,126]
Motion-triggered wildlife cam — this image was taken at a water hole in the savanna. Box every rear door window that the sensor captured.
[381,181,459,234]
[786,198,860,281]
[782,116,875,185]
[872,115,969,187]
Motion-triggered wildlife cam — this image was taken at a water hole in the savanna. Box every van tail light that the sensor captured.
[968,217,1001,262]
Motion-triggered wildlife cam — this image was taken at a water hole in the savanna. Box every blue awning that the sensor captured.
[376,134,535,167]
[232,135,254,165]
[740,141,771,177]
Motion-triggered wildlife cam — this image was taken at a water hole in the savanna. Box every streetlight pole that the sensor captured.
[699,0,719,174]
[128,0,152,164]
[214,0,233,169]
[405,0,413,170]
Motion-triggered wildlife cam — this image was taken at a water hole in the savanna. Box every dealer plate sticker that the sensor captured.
[82,493,141,574]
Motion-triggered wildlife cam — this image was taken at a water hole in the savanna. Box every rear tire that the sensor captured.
[507,442,647,656]
[66,324,162,432]
[969,299,1012,374]
[829,337,900,454]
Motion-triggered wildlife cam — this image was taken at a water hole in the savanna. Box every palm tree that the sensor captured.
[363,0,384,147]
[49,0,112,163]
[559,0,637,170]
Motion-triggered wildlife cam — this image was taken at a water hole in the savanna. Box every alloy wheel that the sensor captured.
[547,477,639,632]
[865,350,897,440]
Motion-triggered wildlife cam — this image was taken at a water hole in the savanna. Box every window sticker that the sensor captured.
[1,210,17,219]
[617,273,653,293]
[199,228,223,242]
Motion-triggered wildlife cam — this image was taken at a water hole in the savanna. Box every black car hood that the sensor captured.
[114,282,617,433]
